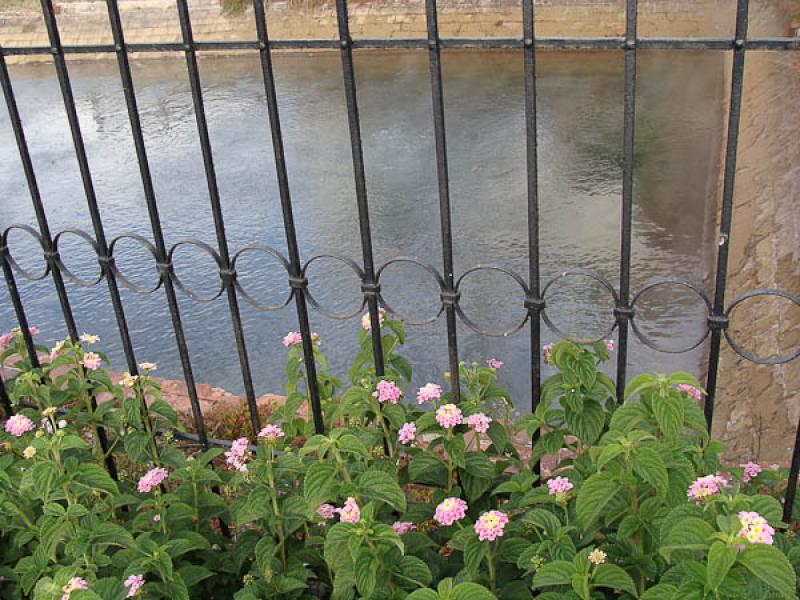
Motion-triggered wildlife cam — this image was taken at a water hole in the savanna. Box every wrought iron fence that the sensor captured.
[0,0,799,520]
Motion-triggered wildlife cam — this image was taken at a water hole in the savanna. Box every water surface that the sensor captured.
[0,50,724,406]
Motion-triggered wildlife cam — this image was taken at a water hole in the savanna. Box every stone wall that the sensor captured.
[0,0,749,55]
[0,0,797,461]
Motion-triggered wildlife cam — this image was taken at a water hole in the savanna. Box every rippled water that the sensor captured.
[0,50,725,405]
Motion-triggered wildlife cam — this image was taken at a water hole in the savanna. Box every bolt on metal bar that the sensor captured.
[2,36,800,56]
[175,0,262,436]
[522,0,543,471]
[705,0,749,431]
[104,0,209,447]
[333,0,386,377]
[614,0,638,404]
[425,0,461,402]
[0,35,117,478]
[252,0,324,434]
[38,0,140,379]
[784,417,800,523]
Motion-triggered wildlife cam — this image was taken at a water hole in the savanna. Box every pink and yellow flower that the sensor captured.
[687,474,728,502]
[373,380,402,404]
[543,343,554,364]
[398,422,416,445]
[547,476,573,496]
[474,510,509,541]
[434,497,468,526]
[137,467,169,493]
[124,574,145,597]
[486,358,503,370]
[674,384,703,401]
[361,308,386,331]
[417,383,442,404]
[282,331,302,347]
[392,521,416,535]
[738,511,774,545]
[61,577,88,600]
[82,352,102,370]
[5,414,34,437]
[317,504,336,520]
[435,404,463,429]
[225,437,250,472]
[258,424,285,444]
[466,412,492,434]
[740,462,762,483]
[336,497,360,523]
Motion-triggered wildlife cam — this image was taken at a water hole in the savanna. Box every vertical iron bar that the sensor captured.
[614,0,638,403]
[252,0,324,433]
[783,417,800,523]
[0,40,116,478]
[175,0,261,436]
[333,0,386,378]
[705,0,749,430]
[424,0,460,402]
[0,248,40,369]
[0,371,12,416]
[522,0,543,473]
[104,0,209,447]
[38,0,139,377]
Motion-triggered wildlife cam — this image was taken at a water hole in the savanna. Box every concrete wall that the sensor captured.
[0,0,797,461]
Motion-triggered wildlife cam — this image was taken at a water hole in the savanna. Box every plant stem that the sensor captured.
[486,546,496,592]
[266,448,288,570]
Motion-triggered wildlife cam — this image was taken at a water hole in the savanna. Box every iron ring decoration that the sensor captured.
[723,288,800,365]
[167,240,226,302]
[51,228,105,288]
[231,244,294,311]
[301,253,366,320]
[108,234,163,295]
[454,264,531,337]
[540,268,620,343]
[2,225,50,281]
[628,278,713,354]
[375,257,446,325]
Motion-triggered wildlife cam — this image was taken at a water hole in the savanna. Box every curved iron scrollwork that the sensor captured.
[2,224,798,366]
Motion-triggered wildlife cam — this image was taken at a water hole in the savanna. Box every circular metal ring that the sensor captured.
[108,234,163,295]
[302,253,366,319]
[231,244,293,311]
[168,240,225,302]
[628,278,712,353]
[454,264,530,337]
[376,257,446,325]
[52,228,104,288]
[541,268,619,343]
[2,225,50,281]
[724,288,800,365]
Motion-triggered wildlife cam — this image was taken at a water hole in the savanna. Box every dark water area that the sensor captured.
[0,49,725,408]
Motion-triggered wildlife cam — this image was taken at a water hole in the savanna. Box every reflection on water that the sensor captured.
[0,50,724,406]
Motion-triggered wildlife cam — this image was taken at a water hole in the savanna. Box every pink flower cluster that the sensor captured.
[0,332,13,347]
[398,422,416,445]
[283,331,302,347]
[486,358,503,370]
[5,414,34,437]
[317,504,336,520]
[392,521,416,535]
[687,474,728,502]
[543,343,554,364]
[361,308,386,331]
[336,497,360,523]
[434,497,468,526]
[124,574,145,598]
[547,476,573,496]
[137,467,169,493]
[740,462,762,483]
[474,510,509,542]
[738,511,774,545]
[82,352,102,370]
[466,412,492,434]
[417,383,442,404]
[258,424,285,444]
[373,380,402,404]
[604,339,615,352]
[674,384,703,401]
[225,437,250,472]
[61,577,88,600]
[436,404,463,429]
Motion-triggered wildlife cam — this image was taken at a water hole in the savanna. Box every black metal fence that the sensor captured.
[1,0,799,520]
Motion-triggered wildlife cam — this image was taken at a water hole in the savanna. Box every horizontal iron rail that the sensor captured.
[1,36,799,56]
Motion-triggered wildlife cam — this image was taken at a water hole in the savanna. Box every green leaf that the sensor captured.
[303,461,338,514]
[632,446,668,497]
[75,463,118,495]
[521,509,561,537]
[565,397,605,444]
[706,542,737,592]
[597,443,624,470]
[408,452,448,487]
[532,560,574,588]
[737,543,797,599]
[486,420,509,452]
[354,549,379,598]
[652,394,684,442]
[609,403,649,433]
[178,565,214,588]
[624,374,657,400]
[356,469,407,512]
[576,472,620,530]
[405,590,439,600]
[463,535,488,575]
[395,555,433,588]
[640,584,677,599]
[592,563,638,597]
[123,430,153,464]
[747,495,784,527]
[660,518,713,560]
[452,582,497,600]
